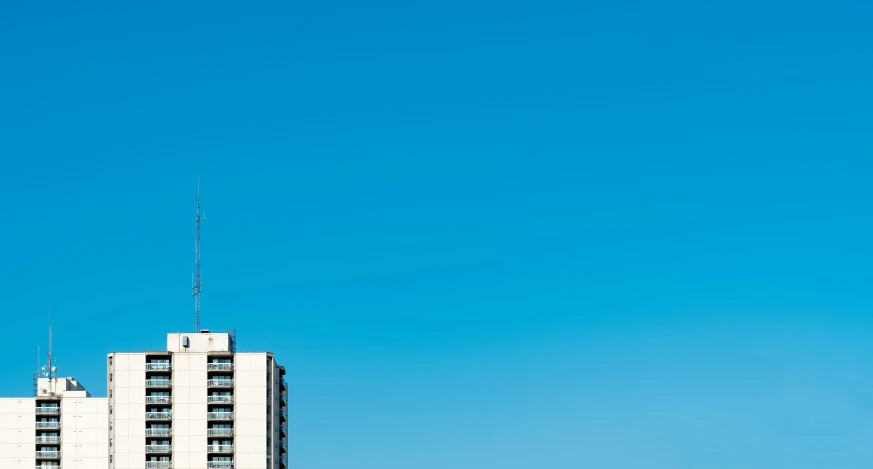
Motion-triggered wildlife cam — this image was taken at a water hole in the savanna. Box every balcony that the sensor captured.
[207,462,233,468]
[280,456,287,467]
[146,445,172,453]
[35,422,60,430]
[146,363,172,371]
[35,436,60,444]
[280,379,287,390]
[146,412,172,420]
[207,363,233,371]
[145,462,171,469]
[208,395,233,404]
[208,445,234,453]
[279,425,286,436]
[35,450,60,459]
[146,395,172,404]
[207,379,233,388]
[207,427,233,437]
[146,428,171,437]
[35,407,60,415]
[146,379,172,388]
[280,409,287,421]
[207,412,233,420]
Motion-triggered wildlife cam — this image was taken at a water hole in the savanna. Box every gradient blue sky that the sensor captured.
[2,1,873,468]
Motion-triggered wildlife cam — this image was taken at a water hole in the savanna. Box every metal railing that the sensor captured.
[146,412,172,420]
[146,363,172,371]
[145,462,171,469]
[35,436,60,444]
[207,412,233,420]
[208,445,234,453]
[207,462,233,468]
[146,379,172,387]
[147,396,172,404]
[207,363,233,371]
[207,427,233,436]
[280,457,287,467]
[146,428,171,437]
[207,379,233,387]
[35,407,60,415]
[208,395,233,403]
[35,422,60,429]
[146,445,172,453]
[281,379,287,390]
[35,451,60,458]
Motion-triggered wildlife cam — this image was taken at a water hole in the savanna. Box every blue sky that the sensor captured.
[2,1,873,468]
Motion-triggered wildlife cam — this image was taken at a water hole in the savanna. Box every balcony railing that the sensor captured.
[145,462,171,469]
[280,456,287,467]
[207,462,233,468]
[208,395,233,404]
[207,427,233,437]
[146,445,172,453]
[146,428,171,437]
[35,422,60,429]
[279,425,286,436]
[146,363,172,371]
[146,379,172,388]
[281,379,287,390]
[35,451,60,459]
[207,412,233,420]
[35,407,60,415]
[208,445,234,453]
[146,412,172,420]
[146,396,172,404]
[207,363,233,371]
[35,436,60,444]
[207,379,233,387]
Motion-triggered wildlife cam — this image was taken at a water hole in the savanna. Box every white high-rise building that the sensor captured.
[0,377,109,469]
[1,331,289,469]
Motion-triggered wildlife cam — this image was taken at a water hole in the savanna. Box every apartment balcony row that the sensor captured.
[207,427,233,437]
[35,450,60,459]
[146,428,171,437]
[35,407,60,415]
[207,462,233,468]
[207,379,233,388]
[146,445,172,453]
[146,363,172,371]
[35,422,60,430]
[147,396,172,404]
[208,445,234,453]
[146,379,172,388]
[146,412,172,420]
[35,436,60,444]
[207,412,233,420]
[145,462,171,469]
[207,395,233,404]
[207,363,233,371]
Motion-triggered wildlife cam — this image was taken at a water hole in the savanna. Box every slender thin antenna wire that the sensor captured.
[193,178,203,332]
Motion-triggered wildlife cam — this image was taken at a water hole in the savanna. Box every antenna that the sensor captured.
[193,178,203,332]
[47,311,53,380]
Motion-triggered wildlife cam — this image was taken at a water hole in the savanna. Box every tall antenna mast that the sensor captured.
[193,178,203,332]
[47,311,53,380]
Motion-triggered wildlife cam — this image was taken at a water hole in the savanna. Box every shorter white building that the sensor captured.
[0,377,109,469]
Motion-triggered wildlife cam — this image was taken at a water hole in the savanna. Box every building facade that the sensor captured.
[1,331,288,469]
[0,377,109,469]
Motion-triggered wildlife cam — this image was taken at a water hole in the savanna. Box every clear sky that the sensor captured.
[1,1,872,468]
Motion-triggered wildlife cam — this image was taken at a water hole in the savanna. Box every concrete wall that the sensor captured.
[172,352,208,469]
[0,398,36,469]
[61,396,109,469]
[235,353,268,469]
[110,353,146,469]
